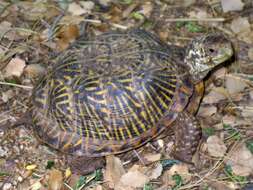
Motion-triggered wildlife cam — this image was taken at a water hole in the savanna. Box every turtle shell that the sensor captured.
[31,29,193,157]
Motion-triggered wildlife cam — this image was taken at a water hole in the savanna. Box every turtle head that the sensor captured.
[184,33,233,83]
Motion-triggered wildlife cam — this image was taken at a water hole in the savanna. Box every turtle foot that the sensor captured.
[68,156,105,175]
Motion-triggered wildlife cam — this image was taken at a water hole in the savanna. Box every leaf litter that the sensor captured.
[0,0,253,190]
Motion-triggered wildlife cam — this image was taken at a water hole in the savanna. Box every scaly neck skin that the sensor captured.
[183,41,211,84]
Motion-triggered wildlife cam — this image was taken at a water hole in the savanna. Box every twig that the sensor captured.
[82,19,128,30]
[165,18,226,22]
[0,81,33,89]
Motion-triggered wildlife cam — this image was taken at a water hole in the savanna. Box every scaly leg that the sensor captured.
[172,112,202,163]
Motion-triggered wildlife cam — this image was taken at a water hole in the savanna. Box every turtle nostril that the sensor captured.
[209,48,215,53]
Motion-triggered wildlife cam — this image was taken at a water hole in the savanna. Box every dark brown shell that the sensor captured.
[31,29,193,156]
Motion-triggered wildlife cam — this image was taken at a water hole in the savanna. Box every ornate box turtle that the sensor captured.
[22,29,234,173]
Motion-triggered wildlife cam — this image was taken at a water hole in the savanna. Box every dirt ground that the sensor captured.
[0,0,253,190]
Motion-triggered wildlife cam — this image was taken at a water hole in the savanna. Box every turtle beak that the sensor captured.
[212,46,233,65]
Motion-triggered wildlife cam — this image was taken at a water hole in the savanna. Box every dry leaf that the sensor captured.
[24,64,46,78]
[202,87,227,104]
[231,17,250,34]
[25,164,37,170]
[207,180,240,190]
[168,163,191,182]
[99,0,113,7]
[227,143,253,176]
[88,185,103,190]
[57,24,79,51]
[207,135,227,157]
[248,48,253,60]
[198,105,217,117]
[119,169,149,188]
[221,0,244,12]
[47,169,63,190]
[65,167,72,178]
[104,155,125,189]
[0,21,15,40]
[149,163,163,180]
[68,2,94,16]
[30,181,42,190]
[1,90,14,103]
[139,1,153,17]
[144,153,162,162]
[225,75,248,94]
[4,57,26,78]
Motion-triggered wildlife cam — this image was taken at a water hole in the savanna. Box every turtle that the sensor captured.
[10,29,233,174]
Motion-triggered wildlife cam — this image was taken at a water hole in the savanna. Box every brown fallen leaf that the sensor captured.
[104,155,125,189]
[4,57,26,78]
[227,143,253,176]
[24,64,46,78]
[47,169,63,190]
[207,135,227,157]
[1,89,15,103]
[68,1,94,16]
[144,153,161,162]
[149,163,163,180]
[119,165,149,188]
[162,163,191,187]
[57,24,79,51]
[202,87,227,104]
[198,105,217,117]
[225,75,248,94]
[168,163,191,182]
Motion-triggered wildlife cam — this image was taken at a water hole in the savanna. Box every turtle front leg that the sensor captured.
[172,112,202,163]
[68,156,105,175]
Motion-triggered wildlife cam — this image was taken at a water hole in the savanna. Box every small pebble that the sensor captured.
[3,183,12,190]
[18,176,23,182]
[0,147,8,157]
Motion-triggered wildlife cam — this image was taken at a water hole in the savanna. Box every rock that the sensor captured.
[3,183,12,190]
[221,0,244,12]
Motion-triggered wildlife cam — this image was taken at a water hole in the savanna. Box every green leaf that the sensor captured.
[175,21,186,29]
[119,0,132,4]
[202,127,215,136]
[185,22,204,33]
[0,172,10,177]
[131,12,145,20]
[143,183,153,190]
[142,20,154,29]
[94,169,103,181]
[224,165,248,184]
[45,160,55,169]
[223,124,241,140]
[74,176,87,190]
[5,78,18,85]
[172,174,183,190]
[246,139,253,154]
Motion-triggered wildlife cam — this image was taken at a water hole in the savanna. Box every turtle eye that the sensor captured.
[209,48,215,53]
